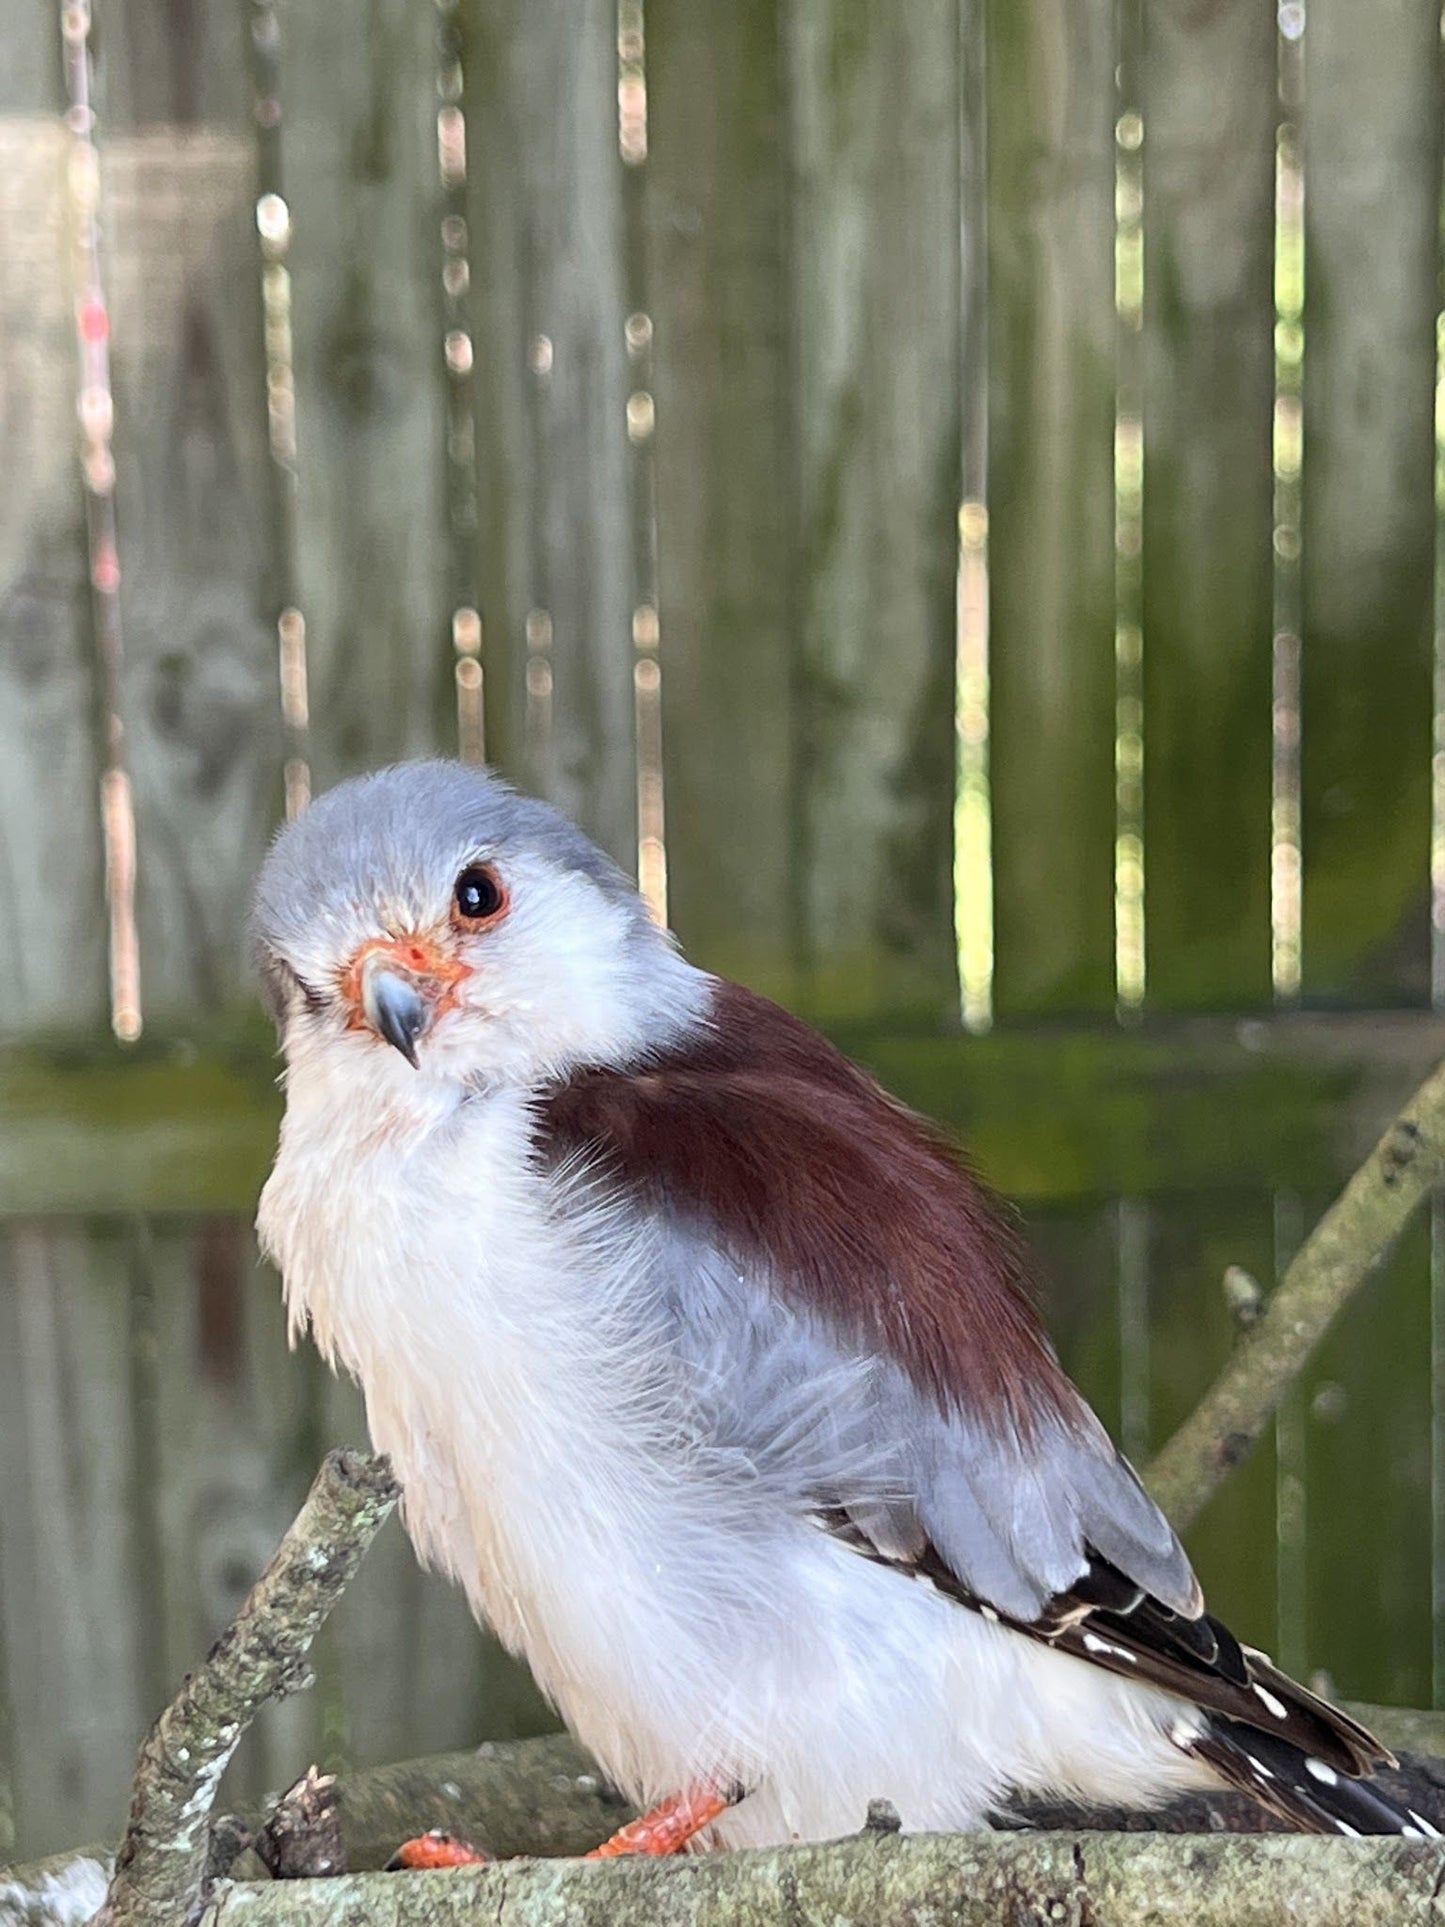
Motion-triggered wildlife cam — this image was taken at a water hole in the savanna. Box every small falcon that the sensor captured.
[253,759,1428,1855]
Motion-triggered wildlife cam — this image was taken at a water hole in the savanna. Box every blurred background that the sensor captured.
[1,0,1443,1869]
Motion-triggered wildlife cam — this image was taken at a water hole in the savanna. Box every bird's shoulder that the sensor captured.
[536,977,1078,1438]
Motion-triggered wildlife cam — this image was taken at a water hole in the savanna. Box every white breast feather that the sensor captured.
[258,1042,1217,1845]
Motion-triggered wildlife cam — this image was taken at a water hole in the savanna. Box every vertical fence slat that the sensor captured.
[0,1226,147,1861]
[650,0,961,1022]
[99,0,280,1017]
[146,1223,322,1810]
[1146,1196,1280,1656]
[466,0,636,869]
[0,30,107,1032]
[1030,1203,1124,1439]
[646,0,799,1002]
[784,0,962,1022]
[1299,0,1440,1005]
[283,0,453,789]
[1140,4,1276,1009]
[1305,1215,1433,1705]
[987,0,1118,1018]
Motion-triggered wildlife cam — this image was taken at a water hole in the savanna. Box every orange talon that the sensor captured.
[385,1828,493,1871]
[586,1787,733,1859]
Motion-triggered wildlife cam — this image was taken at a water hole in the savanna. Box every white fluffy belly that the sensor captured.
[382,1390,1213,1846]
[260,1075,1212,1847]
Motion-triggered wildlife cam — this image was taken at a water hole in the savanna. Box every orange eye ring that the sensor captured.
[451,863,509,930]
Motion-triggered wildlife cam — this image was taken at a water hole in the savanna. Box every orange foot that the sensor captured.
[586,1785,737,1859]
[386,1828,493,1871]
[387,1784,741,1872]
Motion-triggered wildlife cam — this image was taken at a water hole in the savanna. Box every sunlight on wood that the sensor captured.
[621,11,667,924]
[453,608,484,765]
[248,0,311,832]
[278,608,311,818]
[1432,1201,1445,1706]
[1433,300,1445,1006]
[955,501,992,1033]
[1270,22,1305,1003]
[626,308,667,926]
[618,0,647,166]
[1113,95,1146,1018]
[100,769,140,1042]
[60,0,141,1041]
[953,5,990,1033]
[257,196,297,466]
[635,656,667,927]
[1431,0,1445,1712]
[439,0,480,712]
[524,608,554,771]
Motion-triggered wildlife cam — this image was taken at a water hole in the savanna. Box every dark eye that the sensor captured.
[453,863,506,924]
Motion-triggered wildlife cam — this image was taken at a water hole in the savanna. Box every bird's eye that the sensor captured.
[452,863,507,925]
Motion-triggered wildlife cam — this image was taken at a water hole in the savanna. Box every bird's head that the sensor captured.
[251,760,705,1091]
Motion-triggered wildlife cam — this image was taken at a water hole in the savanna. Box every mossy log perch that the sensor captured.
[240,1718,1445,1874]
[6,1732,1445,1926]
[195,1831,1445,1927]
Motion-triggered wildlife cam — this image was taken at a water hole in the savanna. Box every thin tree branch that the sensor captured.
[94,1449,398,1927]
[1146,1055,1445,1531]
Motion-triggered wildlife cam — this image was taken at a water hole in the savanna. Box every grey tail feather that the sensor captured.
[1189,1715,1440,1838]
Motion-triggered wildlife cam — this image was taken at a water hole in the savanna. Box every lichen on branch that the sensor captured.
[191,1830,1445,1927]
[94,1449,398,1927]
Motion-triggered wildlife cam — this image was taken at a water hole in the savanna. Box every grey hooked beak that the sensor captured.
[360,957,430,1068]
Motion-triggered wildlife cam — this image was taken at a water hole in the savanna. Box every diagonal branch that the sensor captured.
[95,1449,398,1927]
[1146,1055,1445,1531]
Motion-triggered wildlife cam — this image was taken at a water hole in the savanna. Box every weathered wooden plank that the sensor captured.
[1028,1202,1125,1441]
[0,1224,148,1861]
[465,0,636,868]
[1143,1196,1279,1660]
[96,1,280,1002]
[140,1219,325,1811]
[1299,0,1440,1004]
[1140,2,1276,1008]
[0,37,108,1031]
[644,0,799,1002]
[96,0,281,1019]
[782,0,962,1021]
[1303,1213,1433,1705]
[280,0,454,787]
[987,0,1118,1016]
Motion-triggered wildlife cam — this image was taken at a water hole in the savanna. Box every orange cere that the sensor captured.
[339,932,470,1029]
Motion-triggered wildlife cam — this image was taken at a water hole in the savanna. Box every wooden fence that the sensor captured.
[0,0,1442,1869]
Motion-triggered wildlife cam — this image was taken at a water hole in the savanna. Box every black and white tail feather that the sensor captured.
[1191,1714,1434,1837]
[1020,1556,1440,1838]
[1007,1564,1443,1838]
[829,1515,1438,1839]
